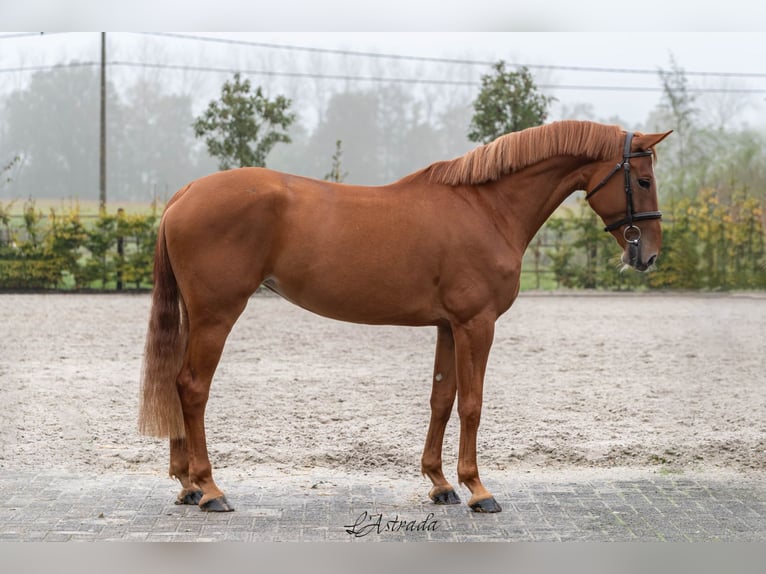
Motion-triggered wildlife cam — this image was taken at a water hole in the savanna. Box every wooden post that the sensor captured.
[99,32,107,213]
[116,207,124,291]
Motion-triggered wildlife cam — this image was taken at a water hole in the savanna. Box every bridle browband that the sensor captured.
[585,132,662,244]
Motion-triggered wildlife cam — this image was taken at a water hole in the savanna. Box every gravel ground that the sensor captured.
[1,292,764,484]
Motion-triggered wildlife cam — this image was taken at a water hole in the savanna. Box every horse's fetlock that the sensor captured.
[421,456,442,477]
[457,464,479,484]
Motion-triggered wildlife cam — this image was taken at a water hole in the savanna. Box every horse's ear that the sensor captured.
[637,130,673,150]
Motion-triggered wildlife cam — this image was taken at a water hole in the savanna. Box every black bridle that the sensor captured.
[585,132,662,245]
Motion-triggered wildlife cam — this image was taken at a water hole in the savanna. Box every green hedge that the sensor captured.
[1,194,764,292]
[543,191,766,291]
[0,201,158,290]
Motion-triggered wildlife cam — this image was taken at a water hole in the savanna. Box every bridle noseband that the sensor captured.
[585,132,662,246]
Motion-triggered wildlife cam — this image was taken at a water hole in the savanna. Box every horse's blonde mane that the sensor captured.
[409,121,625,186]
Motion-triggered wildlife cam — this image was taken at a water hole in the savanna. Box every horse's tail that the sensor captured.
[138,213,187,439]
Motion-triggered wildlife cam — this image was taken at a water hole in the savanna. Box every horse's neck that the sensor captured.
[482,156,589,249]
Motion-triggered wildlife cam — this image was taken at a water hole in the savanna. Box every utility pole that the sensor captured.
[99,32,107,213]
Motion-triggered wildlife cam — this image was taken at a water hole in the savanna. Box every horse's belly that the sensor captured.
[261,271,440,327]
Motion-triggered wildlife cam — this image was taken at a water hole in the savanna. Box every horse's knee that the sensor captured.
[430,395,455,415]
[457,401,482,428]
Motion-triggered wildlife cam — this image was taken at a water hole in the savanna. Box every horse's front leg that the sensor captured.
[452,315,502,513]
[421,324,461,505]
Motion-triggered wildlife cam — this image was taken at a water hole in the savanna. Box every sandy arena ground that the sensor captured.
[0,292,764,486]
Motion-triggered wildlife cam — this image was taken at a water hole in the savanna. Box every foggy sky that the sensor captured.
[1,16,765,204]
[3,0,765,32]
[2,32,765,130]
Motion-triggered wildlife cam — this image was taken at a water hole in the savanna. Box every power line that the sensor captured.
[2,31,766,81]
[110,60,478,86]
[135,31,766,80]
[0,33,46,40]
[0,61,99,73]
[111,61,766,93]
[3,60,766,95]
[136,32,498,66]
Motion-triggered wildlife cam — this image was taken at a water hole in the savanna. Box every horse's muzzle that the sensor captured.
[624,240,657,272]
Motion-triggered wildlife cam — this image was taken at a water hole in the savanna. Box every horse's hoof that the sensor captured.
[469,497,502,513]
[200,495,234,512]
[175,489,203,506]
[430,488,461,505]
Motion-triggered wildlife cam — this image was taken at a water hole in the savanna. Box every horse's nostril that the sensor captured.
[646,255,657,267]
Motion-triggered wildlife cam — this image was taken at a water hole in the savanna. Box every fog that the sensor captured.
[1,32,764,205]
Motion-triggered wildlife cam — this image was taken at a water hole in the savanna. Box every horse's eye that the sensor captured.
[638,178,651,190]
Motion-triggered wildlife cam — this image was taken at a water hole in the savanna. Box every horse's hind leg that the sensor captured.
[169,438,202,505]
[421,324,461,505]
[176,302,247,512]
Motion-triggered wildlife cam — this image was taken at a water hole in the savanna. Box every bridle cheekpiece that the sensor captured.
[585,132,662,246]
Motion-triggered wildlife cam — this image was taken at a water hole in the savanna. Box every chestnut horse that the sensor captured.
[139,121,671,513]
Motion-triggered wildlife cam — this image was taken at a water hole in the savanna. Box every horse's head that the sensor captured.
[585,130,672,272]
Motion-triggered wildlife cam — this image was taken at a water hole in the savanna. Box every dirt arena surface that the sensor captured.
[1,292,764,486]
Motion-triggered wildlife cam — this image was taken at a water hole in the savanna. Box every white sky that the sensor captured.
[3,0,765,31]
[1,2,765,128]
